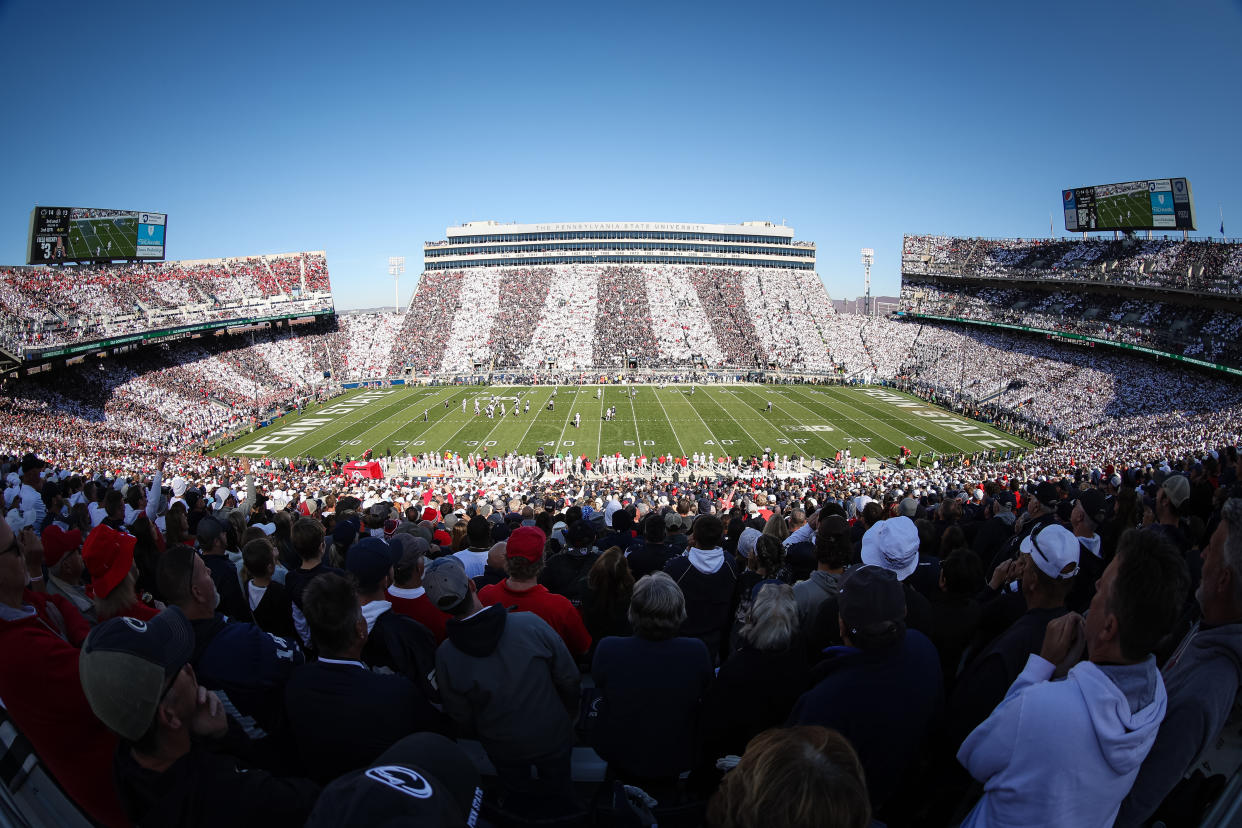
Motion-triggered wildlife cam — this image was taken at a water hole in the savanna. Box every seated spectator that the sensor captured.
[479,526,591,658]
[424,555,580,798]
[0,518,127,827]
[592,571,714,785]
[1117,499,1242,826]
[957,528,1189,827]
[664,514,739,661]
[698,583,808,791]
[283,574,444,784]
[385,534,450,643]
[80,608,320,826]
[706,726,871,828]
[788,565,942,816]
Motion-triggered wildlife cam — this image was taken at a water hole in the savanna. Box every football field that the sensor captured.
[217,384,1031,462]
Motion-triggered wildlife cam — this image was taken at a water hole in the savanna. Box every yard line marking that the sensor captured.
[651,385,690,457]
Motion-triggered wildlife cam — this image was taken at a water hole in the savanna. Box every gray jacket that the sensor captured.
[435,604,580,764]
[1116,619,1242,826]
[793,569,842,626]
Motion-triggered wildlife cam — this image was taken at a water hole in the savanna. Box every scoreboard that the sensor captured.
[1063,178,1195,233]
[27,206,168,264]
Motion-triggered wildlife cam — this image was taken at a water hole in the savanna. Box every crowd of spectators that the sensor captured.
[593,266,658,368]
[384,264,839,376]
[0,253,333,353]
[901,278,1242,369]
[325,313,403,380]
[3,419,1240,825]
[904,234,1242,295]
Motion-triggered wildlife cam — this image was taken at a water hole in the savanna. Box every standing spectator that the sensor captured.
[283,574,444,784]
[787,565,942,816]
[348,537,439,698]
[156,545,301,745]
[580,545,634,648]
[663,514,738,661]
[706,727,871,828]
[83,523,159,622]
[243,538,296,643]
[424,556,580,798]
[957,529,1189,827]
[385,535,450,643]
[41,524,94,624]
[591,571,713,785]
[196,516,250,622]
[478,526,591,658]
[285,516,344,649]
[697,583,808,791]
[0,518,127,827]
[1117,500,1242,826]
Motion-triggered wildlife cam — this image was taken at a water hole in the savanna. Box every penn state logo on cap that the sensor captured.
[366,766,435,799]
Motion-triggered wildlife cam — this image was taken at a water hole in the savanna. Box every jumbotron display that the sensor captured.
[27,206,167,264]
[1062,178,1195,232]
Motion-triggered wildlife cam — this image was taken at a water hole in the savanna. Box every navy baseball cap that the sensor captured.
[306,733,482,827]
[346,537,400,591]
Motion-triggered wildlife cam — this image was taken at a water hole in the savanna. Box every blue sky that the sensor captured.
[1,0,1238,309]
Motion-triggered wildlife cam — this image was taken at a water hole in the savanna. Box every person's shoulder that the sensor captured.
[663,554,690,574]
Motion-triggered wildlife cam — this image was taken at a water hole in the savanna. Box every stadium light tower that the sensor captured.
[388,257,405,314]
[860,248,875,317]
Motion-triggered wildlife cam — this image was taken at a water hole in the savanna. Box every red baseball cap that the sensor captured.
[505,526,546,563]
[82,524,136,599]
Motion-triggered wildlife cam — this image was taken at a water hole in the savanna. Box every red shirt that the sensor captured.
[387,587,450,643]
[478,581,592,656]
[0,593,128,827]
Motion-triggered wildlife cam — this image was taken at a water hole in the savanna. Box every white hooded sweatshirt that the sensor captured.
[958,652,1166,828]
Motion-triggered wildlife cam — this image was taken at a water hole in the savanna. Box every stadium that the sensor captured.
[3,198,1242,827]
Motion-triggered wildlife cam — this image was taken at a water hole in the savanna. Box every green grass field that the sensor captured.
[1095,191,1152,229]
[67,216,137,258]
[217,384,1032,462]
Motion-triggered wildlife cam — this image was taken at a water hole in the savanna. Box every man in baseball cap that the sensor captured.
[477,526,591,657]
[80,608,320,826]
[427,554,581,801]
[788,565,943,811]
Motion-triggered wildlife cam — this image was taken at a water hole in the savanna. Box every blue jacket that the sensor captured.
[283,659,444,783]
[788,629,942,810]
